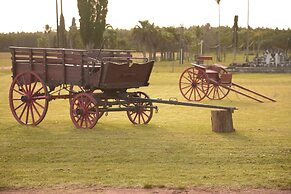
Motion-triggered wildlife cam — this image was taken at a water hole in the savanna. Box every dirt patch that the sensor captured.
[1,187,290,194]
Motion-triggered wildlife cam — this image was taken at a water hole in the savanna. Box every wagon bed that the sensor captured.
[10,46,154,91]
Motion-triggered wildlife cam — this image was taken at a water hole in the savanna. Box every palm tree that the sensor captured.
[132,20,159,60]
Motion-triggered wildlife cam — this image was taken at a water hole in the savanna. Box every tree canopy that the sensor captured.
[77,0,108,49]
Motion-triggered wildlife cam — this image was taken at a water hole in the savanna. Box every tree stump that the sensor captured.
[211,110,235,132]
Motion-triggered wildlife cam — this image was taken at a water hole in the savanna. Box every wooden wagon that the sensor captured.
[9,46,157,128]
[9,47,236,129]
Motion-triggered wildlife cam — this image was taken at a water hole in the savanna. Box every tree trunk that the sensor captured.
[211,110,235,132]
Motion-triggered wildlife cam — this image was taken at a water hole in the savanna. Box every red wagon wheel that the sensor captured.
[206,67,231,100]
[127,91,153,124]
[70,93,99,129]
[9,71,49,126]
[179,67,209,101]
[69,85,104,119]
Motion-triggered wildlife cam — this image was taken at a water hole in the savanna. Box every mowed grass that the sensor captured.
[0,66,291,190]
[0,52,11,67]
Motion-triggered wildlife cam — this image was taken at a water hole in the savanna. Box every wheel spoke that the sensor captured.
[16,79,26,94]
[180,82,192,85]
[13,98,22,101]
[196,85,205,93]
[75,115,82,123]
[195,88,202,99]
[138,114,141,124]
[84,116,88,128]
[184,86,193,96]
[21,76,29,94]
[19,104,28,121]
[34,100,45,110]
[212,86,216,99]
[25,103,30,124]
[208,85,215,96]
[30,104,35,124]
[182,75,192,83]
[33,86,44,97]
[80,116,85,127]
[30,81,38,94]
[32,102,41,118]
[189,87,194,100]
[133,113,138,123]
[181,85,191,90]
[218,86,226,96]
[14,102,25,111]
[13,88,25,96]
[216,87,220,99]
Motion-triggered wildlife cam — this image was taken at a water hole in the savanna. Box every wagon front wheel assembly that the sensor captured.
[70,93,99,129]
[127,91,153,124]
[9,71,49,126]
[69,85,104,120]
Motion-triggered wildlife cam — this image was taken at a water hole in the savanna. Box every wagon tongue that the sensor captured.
[126,96,237,112]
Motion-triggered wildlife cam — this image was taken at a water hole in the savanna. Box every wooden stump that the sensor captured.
[211,110,235,132]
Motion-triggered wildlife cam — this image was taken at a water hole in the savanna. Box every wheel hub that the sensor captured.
[20,95,32,103]
[76,108,85,116]
[191,82,197,87]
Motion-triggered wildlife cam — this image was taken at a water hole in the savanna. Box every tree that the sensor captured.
[77,0,108,49]
[132,20,159,60]
[68,17,84,48]
[232,15,239,60]
[59,13,67,47]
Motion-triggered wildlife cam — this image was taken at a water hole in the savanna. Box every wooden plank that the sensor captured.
[15,56,30,60]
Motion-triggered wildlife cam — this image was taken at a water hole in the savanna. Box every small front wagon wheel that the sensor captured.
[9,71,49,126]
[127,91,153,125]
[70,93,99,129]
[69,85,104,120]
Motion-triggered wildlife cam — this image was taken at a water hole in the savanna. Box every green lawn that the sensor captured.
[0,64,291,190]
[0,52,11,67]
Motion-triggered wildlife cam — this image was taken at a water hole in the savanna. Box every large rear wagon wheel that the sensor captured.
[9,71,49,126]
[70,93,99,129]
[179,67,209,101]
[127,92,153,125]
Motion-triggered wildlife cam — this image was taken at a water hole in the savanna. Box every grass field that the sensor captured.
[0,52,11,67]
[0,54,291,191]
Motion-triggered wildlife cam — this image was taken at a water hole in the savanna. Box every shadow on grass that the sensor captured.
[214,131,251,141]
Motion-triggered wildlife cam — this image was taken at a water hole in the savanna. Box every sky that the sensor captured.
[0,0,290,33]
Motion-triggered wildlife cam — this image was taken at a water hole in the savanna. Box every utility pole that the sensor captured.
[56,0,59,47]
[246,0,250,62]
[218,1,221,62]
[215,0,221,62]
